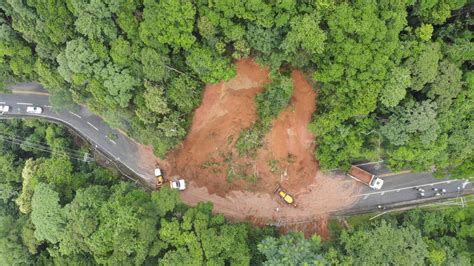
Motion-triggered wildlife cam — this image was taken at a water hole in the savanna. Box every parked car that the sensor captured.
[0,105,10,113]
[26,106,42,114]
[170,179,186,191]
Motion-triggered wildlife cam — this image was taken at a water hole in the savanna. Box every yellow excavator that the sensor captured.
[274,184,297,207]
[155,167,165,188]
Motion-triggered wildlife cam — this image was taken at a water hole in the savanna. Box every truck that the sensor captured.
[347,165,384,190]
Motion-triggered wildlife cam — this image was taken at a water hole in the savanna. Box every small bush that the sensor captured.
[235,124,266,157]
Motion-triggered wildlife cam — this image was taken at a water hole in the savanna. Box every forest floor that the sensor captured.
[150,59,360,237]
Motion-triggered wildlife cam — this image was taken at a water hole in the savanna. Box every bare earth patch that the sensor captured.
[148,59,360,236]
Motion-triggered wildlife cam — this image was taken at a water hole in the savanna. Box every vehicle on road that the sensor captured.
[347,165,384,190]
[154,167,165,187]
[26,106,42,114]
[273,185,297,207]
[170,179,186,190]
[0,105,10,113]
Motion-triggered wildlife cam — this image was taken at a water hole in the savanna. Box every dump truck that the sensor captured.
[274,185,297,207]
[347,165,384,190]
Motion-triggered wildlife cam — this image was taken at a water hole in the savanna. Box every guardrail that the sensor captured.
[0,114,156,191]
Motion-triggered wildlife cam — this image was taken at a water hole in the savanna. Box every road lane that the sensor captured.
[0,93,156,188]
[348,162,473,210]
[2,90,473,213]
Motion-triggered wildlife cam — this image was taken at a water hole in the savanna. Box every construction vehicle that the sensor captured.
[155,167,165,188]
[347,165,384,190]
[273,185,297,207]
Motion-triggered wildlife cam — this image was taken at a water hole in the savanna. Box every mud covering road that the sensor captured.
[152,59,360,236]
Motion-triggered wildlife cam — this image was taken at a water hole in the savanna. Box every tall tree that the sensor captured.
[339,221,429,265]
[258,232,326,265]
[31,183,65,244]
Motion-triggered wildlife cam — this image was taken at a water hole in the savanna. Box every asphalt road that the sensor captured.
[350,162,473,210]
[1,88,472,212]
[0,92,156,187]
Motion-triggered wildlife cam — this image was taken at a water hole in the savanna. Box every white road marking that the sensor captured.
[16,102,33,105]
[462,180,470,189]
[87,122,99,131]
[396,189,400,192]
[106,136,117,145]
[381,192,385,196]
[356,180,463,197]
[363,195,370,200]
[69,111,82,118]
[0,102,5,104]
[44,105,52,108]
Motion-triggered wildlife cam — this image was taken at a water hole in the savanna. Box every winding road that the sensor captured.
[1,85,472,215]
[1,85,157,188]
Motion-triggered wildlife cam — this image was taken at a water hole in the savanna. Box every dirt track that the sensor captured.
[150,59,360,236]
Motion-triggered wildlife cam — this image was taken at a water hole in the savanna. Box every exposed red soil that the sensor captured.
[147,59,360,236]
[165,59,269,194]
[253,70,318,192]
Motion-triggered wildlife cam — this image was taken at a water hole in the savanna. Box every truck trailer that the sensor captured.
[347,165,384,190]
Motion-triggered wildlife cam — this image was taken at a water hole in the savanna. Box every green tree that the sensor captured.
[381,100,440,146]
[256,72,293,123]
[68,0,118,41]
[379,67,412,107]
[280,13,326,66]
[427,60,463,110]
[416,23,434,41]
[167,75,202,113]
[159,202,251,265]
[141,48,171,82]
[140,0,196,51]
[259,232,325,265]
[59,186,109,257]
[312,0,407,136]
[38,156,77,201]
[151,186,180,217]
[31,182,65,244]
[86,184,159,265]
[110,37,131,66]
[60,38,99,77]
[0,153,21,203]
[99,63,138,108]
[413,0,467,25]
[0,215,32,265]
[21,217,41,255]
[16,159,41,214]
[339,221,429,265]
[143,81,170,115]
[186,45,236,84]
[404,41,441,91]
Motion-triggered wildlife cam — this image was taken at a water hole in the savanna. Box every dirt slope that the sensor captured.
[151,59,359,235]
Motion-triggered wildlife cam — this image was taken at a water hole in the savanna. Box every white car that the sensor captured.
[0,105,10,113]
[170,179,186,191]
[26,106,42,114]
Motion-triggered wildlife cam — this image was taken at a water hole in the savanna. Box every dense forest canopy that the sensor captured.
[0,119,473,264]
[0,0,472,177]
